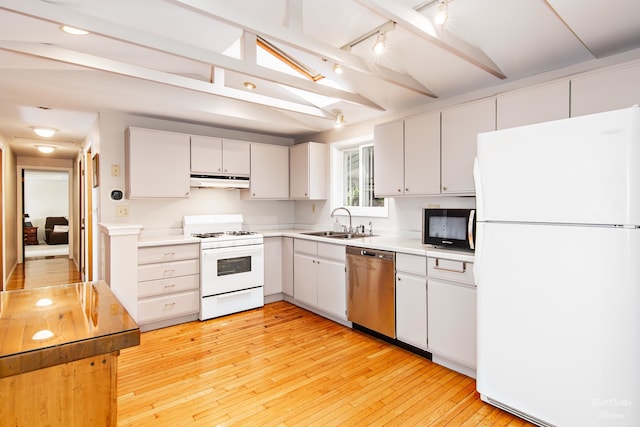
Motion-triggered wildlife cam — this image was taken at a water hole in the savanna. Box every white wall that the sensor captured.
[97,112,296,235]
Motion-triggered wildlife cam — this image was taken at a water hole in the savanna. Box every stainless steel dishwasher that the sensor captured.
[346,246,396,338]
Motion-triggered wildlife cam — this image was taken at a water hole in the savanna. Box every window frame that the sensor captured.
[330,135,389,218]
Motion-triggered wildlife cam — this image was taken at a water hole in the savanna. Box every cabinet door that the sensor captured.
[373,120,404,196]
[404,112,441,195]
[293,252,317,307]
[289,142,327,200]
[190,135,223,174]
[263,237,283,296]
[428,279,477,368]
[396,272,428,350]
[571,61,640,117]
[281,237,294,297]
[126,127,191,198]
[222,139,250,176]
[316,257,346,320]
[441,98,496,195]
[289,143,310,199]
[249,143,289,199]
[497,80,570,130]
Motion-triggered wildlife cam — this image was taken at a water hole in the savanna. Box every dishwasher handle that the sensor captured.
[347,246,394,262]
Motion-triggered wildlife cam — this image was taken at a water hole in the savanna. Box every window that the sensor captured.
[331,136,388,218]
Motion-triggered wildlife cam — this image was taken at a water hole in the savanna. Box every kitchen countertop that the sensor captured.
[136,229,475,262]
[260,229,475,262]
[0,281,140,378]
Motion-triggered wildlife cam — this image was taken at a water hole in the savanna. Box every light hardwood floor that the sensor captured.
[6,256,82,290]
[117,302,534,426]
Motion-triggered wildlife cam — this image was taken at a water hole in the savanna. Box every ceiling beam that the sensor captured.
[173,0,438,98]
[357,0,507,80]
[0,0,384,111]
[0,41,333,119]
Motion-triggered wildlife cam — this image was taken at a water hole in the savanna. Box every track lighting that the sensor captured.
[333,63,343,74]
[373,32,386,55]
[332,109,345,128]
[434,0,450,26]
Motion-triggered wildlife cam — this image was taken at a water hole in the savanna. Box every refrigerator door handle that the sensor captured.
[473,158,483,286]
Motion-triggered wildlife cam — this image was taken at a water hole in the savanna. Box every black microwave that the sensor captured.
[422,208,476,251]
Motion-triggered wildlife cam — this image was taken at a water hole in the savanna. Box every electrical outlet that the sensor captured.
[111,164,121,177]
[116,206,129,217]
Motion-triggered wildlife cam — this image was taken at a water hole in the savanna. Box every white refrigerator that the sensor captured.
[474,106,640,426]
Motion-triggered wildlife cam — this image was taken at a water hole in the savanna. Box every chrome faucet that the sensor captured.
[331,207,352,233]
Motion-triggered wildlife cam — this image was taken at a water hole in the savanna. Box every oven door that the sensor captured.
[201,244,264,296]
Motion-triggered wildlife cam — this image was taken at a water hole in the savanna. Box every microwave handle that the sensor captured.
[468,209,475,250]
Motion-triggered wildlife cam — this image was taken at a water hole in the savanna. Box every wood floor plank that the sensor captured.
[115,301,535,426]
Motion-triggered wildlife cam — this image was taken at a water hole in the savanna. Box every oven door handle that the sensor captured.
[202,245,263,257]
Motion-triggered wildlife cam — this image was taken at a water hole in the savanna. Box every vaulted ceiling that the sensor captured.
[1,0,640,159]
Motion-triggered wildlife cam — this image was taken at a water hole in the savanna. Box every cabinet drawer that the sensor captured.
[396,253,426,276]
[427,257,474,285]
[138,259,199,282]
[138,243,199,264]
[317,242,345,262]
[138,274,199,298]
[138,290,199,323]
[294,238,317,255]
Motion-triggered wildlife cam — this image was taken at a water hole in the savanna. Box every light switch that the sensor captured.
[111,165,121,177]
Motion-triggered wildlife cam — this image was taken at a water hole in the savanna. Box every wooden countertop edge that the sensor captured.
[0,328,140,379]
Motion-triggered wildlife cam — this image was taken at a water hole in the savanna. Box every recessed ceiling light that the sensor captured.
[37,145,56,154]
[60,25,89,36]
[32,127,57,138]
[243,81,256,90]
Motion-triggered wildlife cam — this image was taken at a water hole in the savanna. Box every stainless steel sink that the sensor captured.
[301,230,374,240]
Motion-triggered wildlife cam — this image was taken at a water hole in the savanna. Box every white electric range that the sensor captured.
[183,214,264,320]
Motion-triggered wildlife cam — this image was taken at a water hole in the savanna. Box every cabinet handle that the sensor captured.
[405,188,409,192]
[434,259,466,273]
[162,252,176,259]
[162,269,176,276]
[442,186,448,191]
[163,302,176,309]
[224,169,227,172]
[397,188,402,192]
[252,193,256,197]
[164,284,176,289]
[397,276,402,281]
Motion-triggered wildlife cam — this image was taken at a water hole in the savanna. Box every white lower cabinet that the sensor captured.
[282,237,294,297]
[293,239,346,321]
[137,243,200,330]
[427,256,476,370]
[263,237,283,297]
[395,253,428,350]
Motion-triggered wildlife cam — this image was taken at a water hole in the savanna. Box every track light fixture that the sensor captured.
[373,32,386,55]
[434,0,450,26]
[332,109,345,128]
[333,63,343,74]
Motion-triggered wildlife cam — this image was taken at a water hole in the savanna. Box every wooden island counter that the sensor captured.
[0,281,140,426]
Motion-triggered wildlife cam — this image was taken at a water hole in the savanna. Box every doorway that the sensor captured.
[22,169,71,259]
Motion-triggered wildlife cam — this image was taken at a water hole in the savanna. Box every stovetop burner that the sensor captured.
[192,231,257,239]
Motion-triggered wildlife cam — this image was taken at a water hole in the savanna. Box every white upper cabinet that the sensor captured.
[190,135,250,176]
[125,127,191,199]
[289,142,328,200]
[373,120,404,196]
[374,112,440,197]
[497,80,570,130]
[404,112,441,195]
[570,61,640,118]
[244,143,289,199]
[441,97,496,195]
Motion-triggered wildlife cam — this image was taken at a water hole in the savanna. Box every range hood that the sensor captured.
[190,174,250,189]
